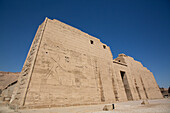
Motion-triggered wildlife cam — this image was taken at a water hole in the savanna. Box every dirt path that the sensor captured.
[0,99,169,113]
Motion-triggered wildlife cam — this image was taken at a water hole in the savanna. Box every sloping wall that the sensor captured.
[9,18,162,109]
[10,18,116,108]
[113,54,163,101]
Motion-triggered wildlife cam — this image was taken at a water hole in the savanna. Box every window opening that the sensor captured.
[103,45,106,49]
[90,40,94,44]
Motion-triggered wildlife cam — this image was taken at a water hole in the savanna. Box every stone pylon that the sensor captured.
[10,17,116,108]
[9,17,162,109]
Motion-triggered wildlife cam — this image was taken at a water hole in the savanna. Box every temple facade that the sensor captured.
[8,18,162,109]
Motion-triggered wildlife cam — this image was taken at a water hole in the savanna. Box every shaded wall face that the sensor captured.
[24,19,115,106]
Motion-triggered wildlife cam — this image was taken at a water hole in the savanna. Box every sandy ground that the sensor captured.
[0,98,169,113]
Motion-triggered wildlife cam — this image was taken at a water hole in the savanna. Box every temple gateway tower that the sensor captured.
[10,17,162,109]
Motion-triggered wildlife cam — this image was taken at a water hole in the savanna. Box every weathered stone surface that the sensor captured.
[103,104,114,111]
[113,54,163,101]
[9,17,162,109]
[0,71,19,103]
[160,88,169,98]
[141,100,149,105]
[0,71,19,90]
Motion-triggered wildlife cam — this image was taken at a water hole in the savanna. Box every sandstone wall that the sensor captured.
[112,61,128,101]
[10,18,116,108]
[113,54,163,101]
[10,18,48,108]
[10,18,162,109]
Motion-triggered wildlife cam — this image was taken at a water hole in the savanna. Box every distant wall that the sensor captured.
[1,82,17,102]
[0,71,19,90]
[0,71,19,102]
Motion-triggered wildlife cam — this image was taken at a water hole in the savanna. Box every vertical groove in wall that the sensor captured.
[111,70,119,101]
[95,60,105,102]
[134,79,141,99]
[140,77,148,99]
[98,71,105,102]
[112,78,119,101]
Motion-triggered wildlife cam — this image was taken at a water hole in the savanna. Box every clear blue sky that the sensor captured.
[0,0,169,88]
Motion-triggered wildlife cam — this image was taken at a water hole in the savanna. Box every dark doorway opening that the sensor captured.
[120,71,133,101]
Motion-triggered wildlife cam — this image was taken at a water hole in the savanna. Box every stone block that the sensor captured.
[141,100,149,105]
[4,97,11,101]
[103,104,114,111]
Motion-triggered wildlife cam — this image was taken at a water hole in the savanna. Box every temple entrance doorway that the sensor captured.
[120,71,133,101]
